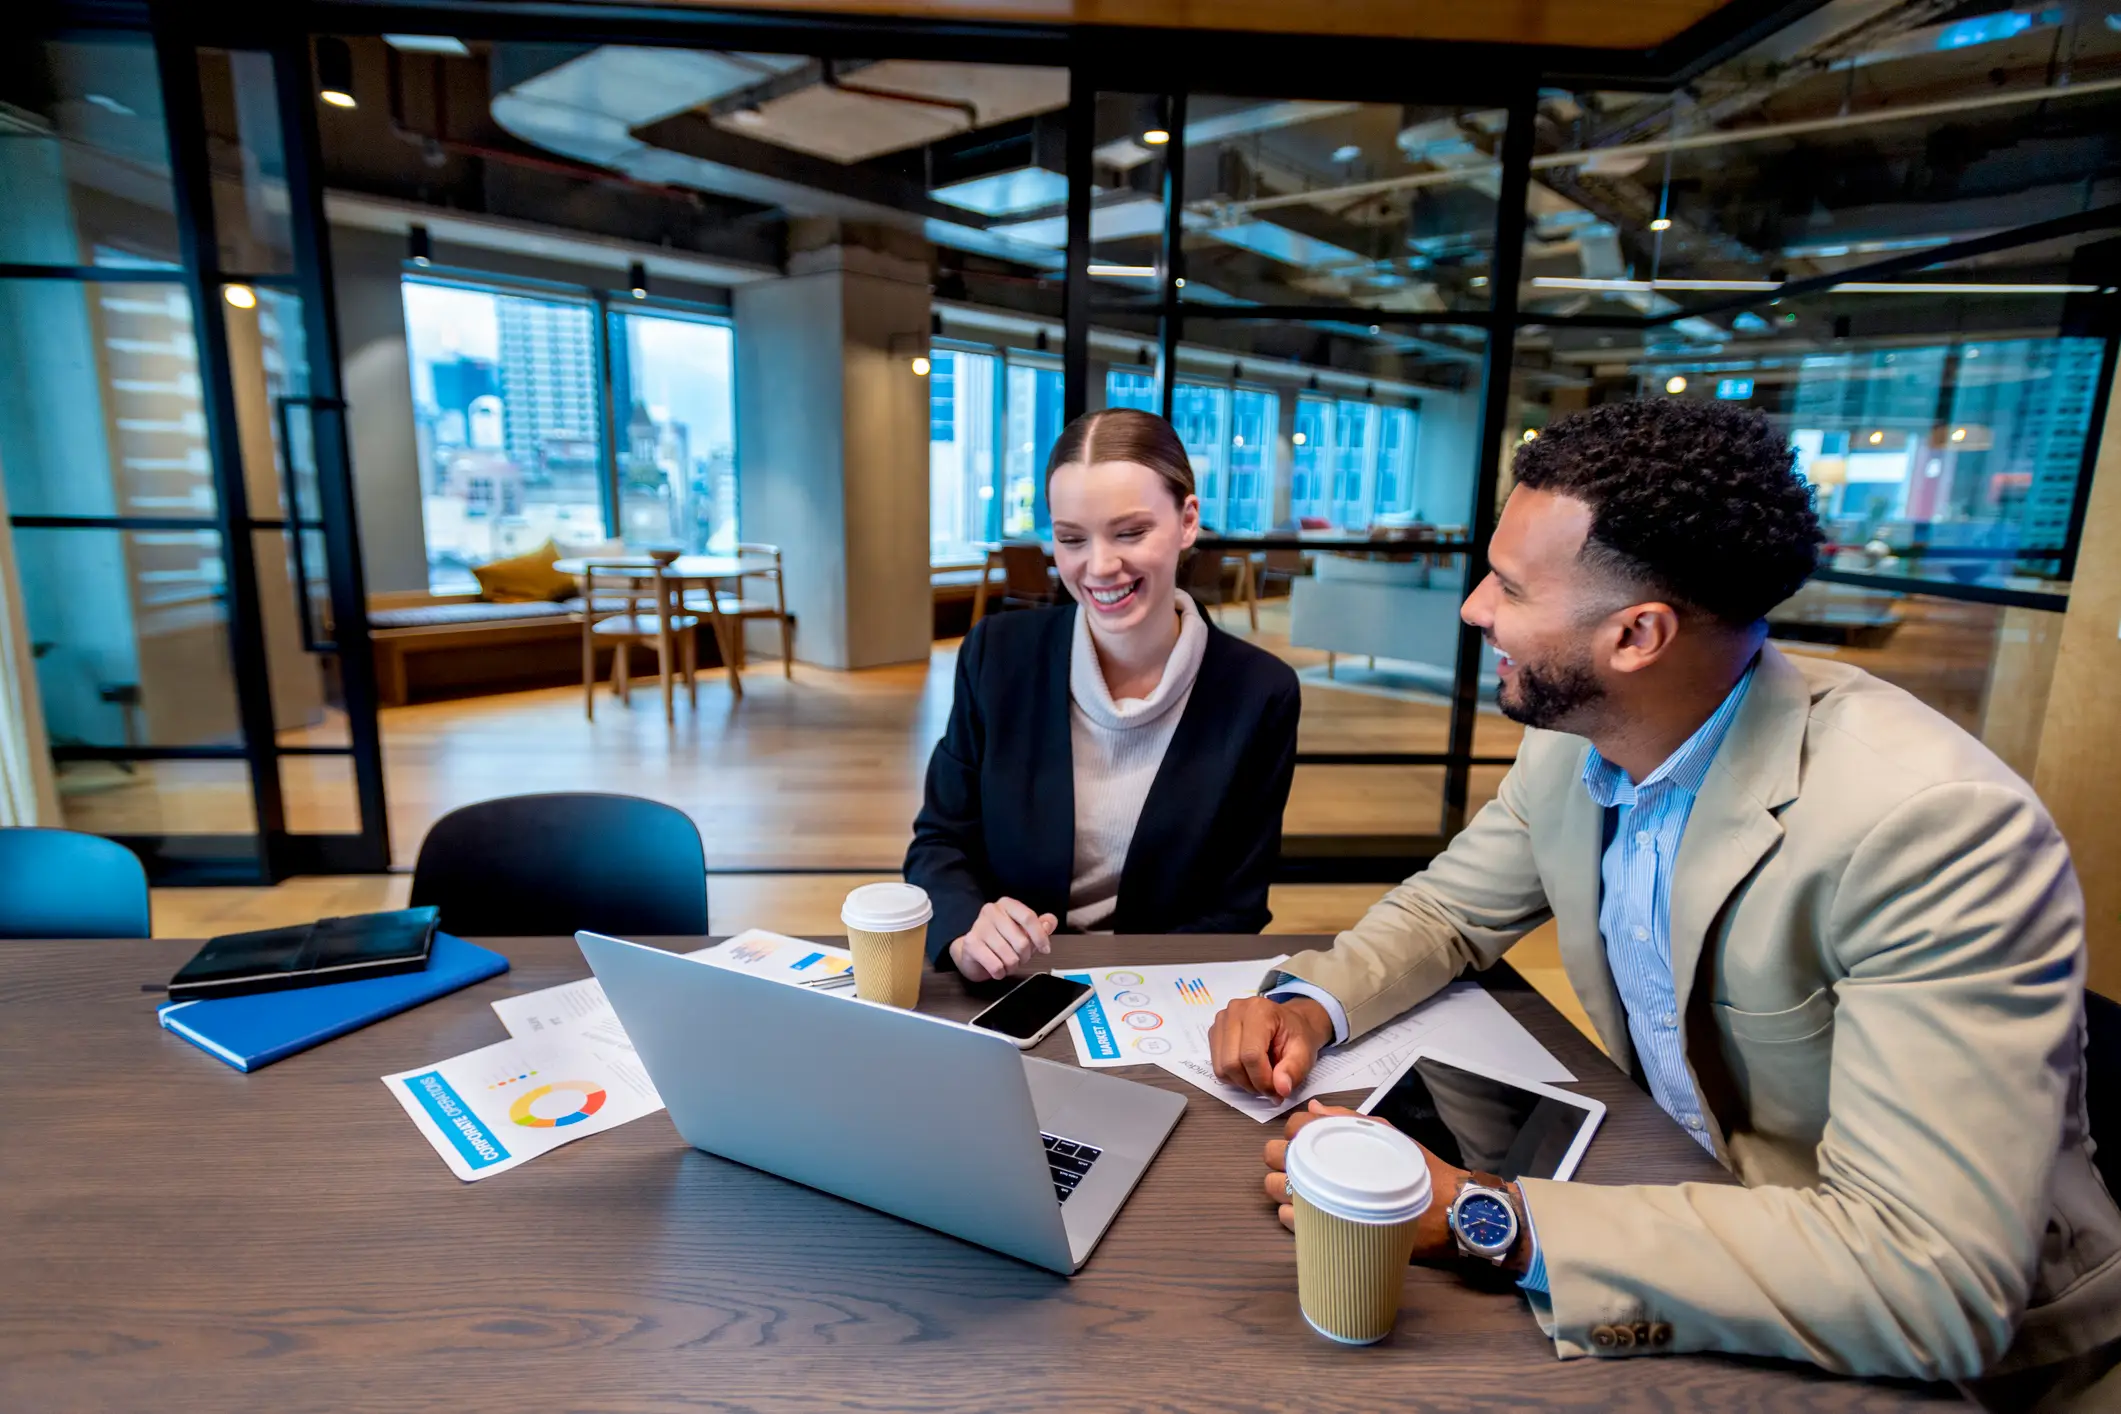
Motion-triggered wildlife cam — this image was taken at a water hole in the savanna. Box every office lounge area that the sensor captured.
[5,0,2121,1406]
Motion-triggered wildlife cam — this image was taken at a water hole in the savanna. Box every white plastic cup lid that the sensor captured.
[841,882,933,933]
[1284,1115,1432,1224]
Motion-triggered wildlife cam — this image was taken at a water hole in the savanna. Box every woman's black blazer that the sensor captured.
[905,603,1301,963]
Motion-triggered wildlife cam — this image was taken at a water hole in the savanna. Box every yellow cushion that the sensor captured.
[472,540,574,603]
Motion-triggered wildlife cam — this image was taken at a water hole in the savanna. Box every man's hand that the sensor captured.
[1209,994,1334,1097]
[948,898,1058,981]
[1262,1103,1532,1275]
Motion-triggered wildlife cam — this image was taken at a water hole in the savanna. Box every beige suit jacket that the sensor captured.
[1276,645,2121,1382]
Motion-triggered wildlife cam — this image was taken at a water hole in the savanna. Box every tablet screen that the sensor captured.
[1364,1056,1595,1181]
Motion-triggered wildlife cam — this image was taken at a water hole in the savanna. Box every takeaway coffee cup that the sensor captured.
[840,882,933,1009]
[1283,1114,1433,1345]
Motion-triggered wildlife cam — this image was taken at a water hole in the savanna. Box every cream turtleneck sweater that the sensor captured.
[1065,593,1208,932]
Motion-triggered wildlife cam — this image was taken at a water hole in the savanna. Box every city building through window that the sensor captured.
[402,277,735,592]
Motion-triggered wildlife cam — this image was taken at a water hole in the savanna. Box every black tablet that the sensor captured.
[1357,1049,1605,1181]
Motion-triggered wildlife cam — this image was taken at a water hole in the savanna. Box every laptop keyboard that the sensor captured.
[1041,1132,1103,1204]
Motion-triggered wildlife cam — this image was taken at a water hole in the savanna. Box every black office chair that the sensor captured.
[409,793,709,938]
[0,827,151,939]
[2086,989,2121,1201]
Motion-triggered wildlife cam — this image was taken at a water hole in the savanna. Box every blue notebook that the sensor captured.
[158,933,509,1072]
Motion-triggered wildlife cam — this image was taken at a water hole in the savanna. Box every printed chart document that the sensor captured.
[1059,957,1291,1069]
[383,1032,662,1182]
[1163,980,1575,1123]
[697,931,854,989]
[489,931,854,1048]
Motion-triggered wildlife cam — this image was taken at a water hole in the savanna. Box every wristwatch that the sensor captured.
[1447,1180,1522,1265]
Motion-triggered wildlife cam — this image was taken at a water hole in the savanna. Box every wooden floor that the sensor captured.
[59,599,1524,870]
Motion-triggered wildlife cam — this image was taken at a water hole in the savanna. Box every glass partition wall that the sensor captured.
[4,26,388,880]
[13,6,2116,884]
[1047,78,1538,874]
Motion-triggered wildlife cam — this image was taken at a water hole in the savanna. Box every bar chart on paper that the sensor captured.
[1060,957,1291,1069]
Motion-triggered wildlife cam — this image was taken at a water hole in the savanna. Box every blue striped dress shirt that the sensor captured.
[1517,662,1756,1295]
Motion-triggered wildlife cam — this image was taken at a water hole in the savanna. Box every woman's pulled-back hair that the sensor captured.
[1043,408,1196,507]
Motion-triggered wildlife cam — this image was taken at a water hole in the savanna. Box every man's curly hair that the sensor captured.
[1511,400,1824,627]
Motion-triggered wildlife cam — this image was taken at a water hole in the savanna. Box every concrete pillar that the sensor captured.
[735,222,932,670]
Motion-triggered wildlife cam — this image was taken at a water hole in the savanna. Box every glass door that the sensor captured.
[0,24,388,881]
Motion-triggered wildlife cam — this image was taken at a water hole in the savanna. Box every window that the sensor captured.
[1228,388,1278,532]
[1658,335,2107,588]
[1292,396,1331,522]
[1003,361,1063,538]
[1171,381,1229,528]
[1375,405,1418,519]
[609,308,737,554]
[1330,399,1376,528]
[1105,367,1156,411]
[403,280,602,592]
[929,348,998,560]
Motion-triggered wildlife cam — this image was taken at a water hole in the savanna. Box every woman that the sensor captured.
[906,407,1301,980]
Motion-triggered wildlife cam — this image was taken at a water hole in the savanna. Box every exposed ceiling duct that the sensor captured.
[708,60,1068,165]
[490,45,1072,267]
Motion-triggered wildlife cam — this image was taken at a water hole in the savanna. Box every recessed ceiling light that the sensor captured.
[1665,374,1687,394]
[85,93,136,117]
[223,284,257,309]
[1142,129,1171,146]
[1331,144,1361,163]
[1649,217,1672,232]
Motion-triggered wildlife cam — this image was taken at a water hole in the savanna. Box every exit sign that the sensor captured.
[1715,378,1755,400]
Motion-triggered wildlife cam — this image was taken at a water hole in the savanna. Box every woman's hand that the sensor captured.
[948,898,1059,981]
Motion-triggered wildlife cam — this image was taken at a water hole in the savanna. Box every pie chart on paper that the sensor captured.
[509,1080,609,1128]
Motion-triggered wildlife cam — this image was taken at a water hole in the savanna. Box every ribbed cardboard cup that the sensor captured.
[1285,1116,1432,1345]
[841,883,933,1009]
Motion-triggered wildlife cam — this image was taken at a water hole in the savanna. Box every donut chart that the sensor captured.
[1121,1010,1164,1031]
[508,1080,608,1128]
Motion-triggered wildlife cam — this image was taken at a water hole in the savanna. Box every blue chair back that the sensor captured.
[0,828,152,939]
[409,792,708,938]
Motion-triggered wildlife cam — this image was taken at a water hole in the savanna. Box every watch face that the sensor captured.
[1456,1193,1515,1251]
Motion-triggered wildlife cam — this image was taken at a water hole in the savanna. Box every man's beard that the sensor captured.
[1499,648,1605,730]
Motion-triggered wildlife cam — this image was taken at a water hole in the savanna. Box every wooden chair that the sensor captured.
[1181,549,1251,627]
[1257,547,1310,599]
[684,543,794,688]
[996,541,1062,612]
[579,561,697,724]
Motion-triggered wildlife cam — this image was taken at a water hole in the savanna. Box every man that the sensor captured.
[1210,401,2121,1407]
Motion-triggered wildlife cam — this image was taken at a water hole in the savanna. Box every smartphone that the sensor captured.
[968,974,1095,1050]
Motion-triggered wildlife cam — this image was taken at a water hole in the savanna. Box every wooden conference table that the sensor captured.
[0,936,1958,1412]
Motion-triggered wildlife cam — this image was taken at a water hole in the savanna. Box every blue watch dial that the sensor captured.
[1457,1193,1515,1248]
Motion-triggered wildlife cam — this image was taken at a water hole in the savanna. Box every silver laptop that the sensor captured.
[576,931,1186,1275]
